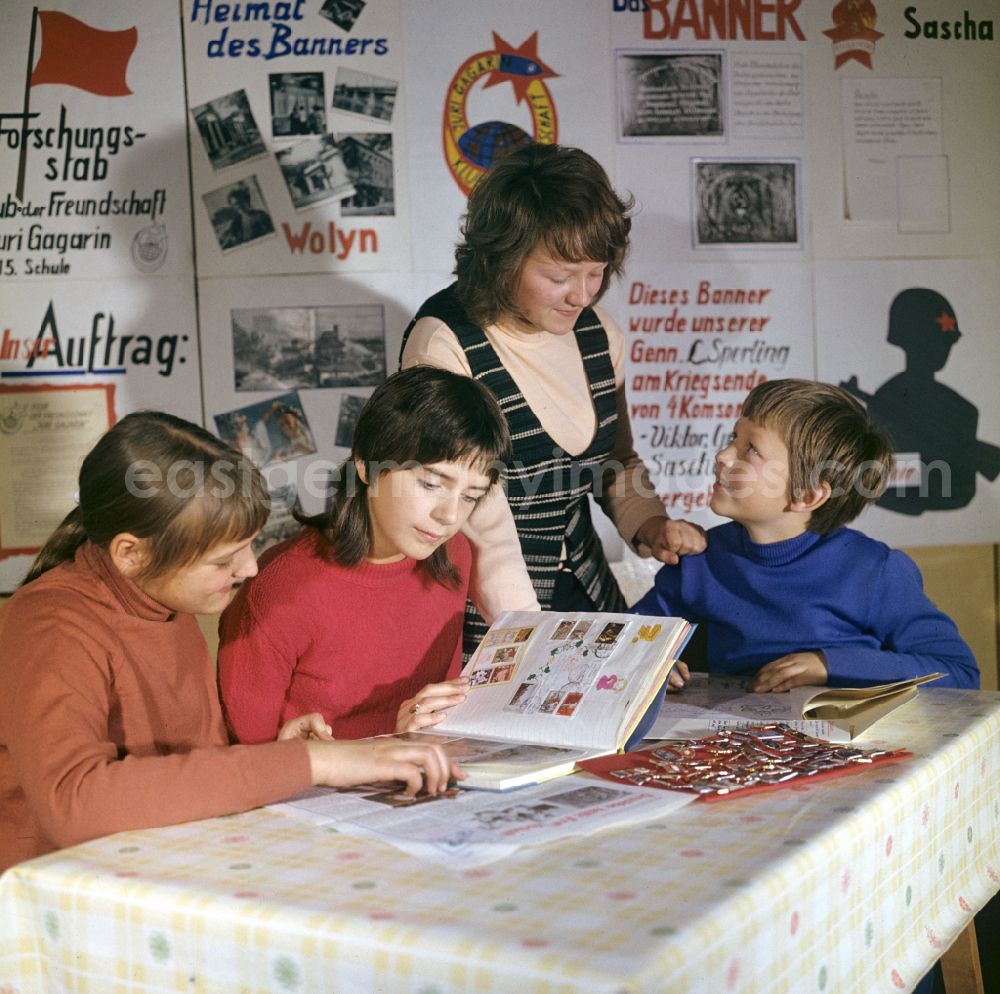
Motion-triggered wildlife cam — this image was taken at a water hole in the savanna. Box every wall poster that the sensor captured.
[0,3,196,590]
[1,0,999,590]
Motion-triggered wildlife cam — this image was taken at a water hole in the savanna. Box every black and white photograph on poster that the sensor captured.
[331,66,397,123]
[232,303,386,391]
[253,483,303,556]
[335,394,367,447]
[318,0,367,32]
[182,0,409,276]
[203,177,275,251]
[269,72,326,137]
[617,52,724,139]
[214,392,317,467]
[337,134,394,216]
[693,160,799,247]
[276,136,356,211]
[190,89,267,171]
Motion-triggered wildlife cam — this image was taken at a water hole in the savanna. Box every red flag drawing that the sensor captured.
[30,10,136,97]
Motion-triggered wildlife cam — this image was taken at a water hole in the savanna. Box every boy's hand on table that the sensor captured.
[636,516,707,565]
[666,660,690,692]
[396,677,469,733]
[748,652,828,693]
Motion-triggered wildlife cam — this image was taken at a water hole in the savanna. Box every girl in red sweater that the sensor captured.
[0,410,460,873]
[218,366,513,743]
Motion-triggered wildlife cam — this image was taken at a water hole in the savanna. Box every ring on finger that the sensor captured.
[409,703,421,714]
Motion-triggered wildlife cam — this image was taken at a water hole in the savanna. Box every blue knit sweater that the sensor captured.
[632,522,978,688]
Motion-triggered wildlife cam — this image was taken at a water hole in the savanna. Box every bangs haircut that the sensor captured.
[454,143,633,328]
[137,459,270,581]
[355,367,511,481]
[742,379,893,534]
[25,410,270,586]
[301,367,512,586]
[109,414,270,582]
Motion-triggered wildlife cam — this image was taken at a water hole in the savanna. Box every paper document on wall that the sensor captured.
[840,76,944,225]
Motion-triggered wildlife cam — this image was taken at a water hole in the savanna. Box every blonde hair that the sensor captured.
[742,379,892,533]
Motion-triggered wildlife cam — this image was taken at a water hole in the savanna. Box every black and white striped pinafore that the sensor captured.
[402,285,626,658]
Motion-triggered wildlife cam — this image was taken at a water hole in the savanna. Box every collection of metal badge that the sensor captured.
[580,724,911,801]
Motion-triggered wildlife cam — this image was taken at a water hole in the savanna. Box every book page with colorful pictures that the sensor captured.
[432,610,692,753]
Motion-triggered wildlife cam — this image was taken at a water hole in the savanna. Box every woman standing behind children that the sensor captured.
[401,143,706,657]
[633,379,979,691]
[0,411,460,874]
[217,366,512,743]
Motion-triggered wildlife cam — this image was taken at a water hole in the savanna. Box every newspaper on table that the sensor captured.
[272,775,695,867]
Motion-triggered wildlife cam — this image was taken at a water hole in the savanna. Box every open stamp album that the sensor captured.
[401,610,693,790]
[650,671,943,743]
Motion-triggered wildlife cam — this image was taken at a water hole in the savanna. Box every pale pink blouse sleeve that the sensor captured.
[594,305,669,554]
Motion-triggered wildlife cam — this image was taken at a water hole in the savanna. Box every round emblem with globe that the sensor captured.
[457,120,533,170]
[443,32,559,195]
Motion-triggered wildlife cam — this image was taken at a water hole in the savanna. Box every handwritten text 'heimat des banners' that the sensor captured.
[188,0,389,59]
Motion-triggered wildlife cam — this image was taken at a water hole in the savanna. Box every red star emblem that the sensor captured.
[935,311,957,333]
[822,21,884,69]
[482,32,559,105]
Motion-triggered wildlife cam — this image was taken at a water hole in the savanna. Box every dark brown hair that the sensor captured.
[298,366,512,586]
[741,379,893,534]
[23,411,270,585]
[454,143,633,327]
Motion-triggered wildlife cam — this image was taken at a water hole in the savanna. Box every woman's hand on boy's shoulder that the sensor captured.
[636,516,707,566]
[748,652,828,693]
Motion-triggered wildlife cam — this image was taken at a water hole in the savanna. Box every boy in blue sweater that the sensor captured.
[633,378,978,692]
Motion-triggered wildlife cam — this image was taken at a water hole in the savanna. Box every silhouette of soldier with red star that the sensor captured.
[842,288,1000,514]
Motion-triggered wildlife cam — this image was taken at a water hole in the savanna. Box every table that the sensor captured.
[2,686,998,994]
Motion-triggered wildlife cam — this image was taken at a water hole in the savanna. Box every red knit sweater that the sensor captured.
[0,543,311,874]
[218,530,470,743]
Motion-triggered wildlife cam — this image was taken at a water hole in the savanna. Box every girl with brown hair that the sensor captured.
[218,366,513,743]
[0,410,460,874]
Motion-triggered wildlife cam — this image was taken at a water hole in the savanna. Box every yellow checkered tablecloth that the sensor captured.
[2,687,998,994]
